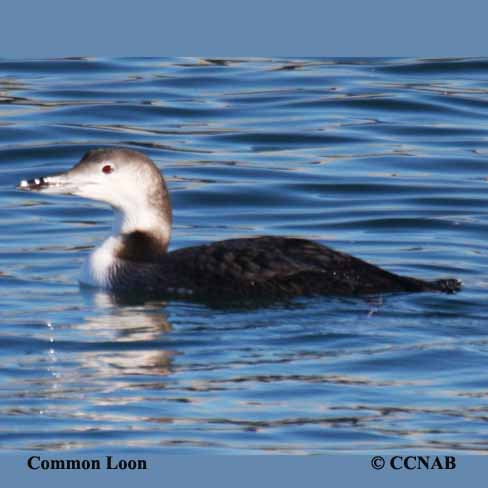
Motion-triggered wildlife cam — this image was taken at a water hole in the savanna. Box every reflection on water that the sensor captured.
[1,57,488,453]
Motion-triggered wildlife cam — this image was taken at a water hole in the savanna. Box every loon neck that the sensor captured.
[116,230,168,262]
[112,206,171,254]
[79,206,170,289]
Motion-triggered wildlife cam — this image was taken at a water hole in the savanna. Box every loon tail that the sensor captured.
[398,275,462,294]
[427,278,462,294]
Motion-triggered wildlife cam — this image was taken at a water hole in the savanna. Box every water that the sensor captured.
[1,57,488,454]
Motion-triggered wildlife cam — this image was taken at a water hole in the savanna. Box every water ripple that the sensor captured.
[0,57,487,453]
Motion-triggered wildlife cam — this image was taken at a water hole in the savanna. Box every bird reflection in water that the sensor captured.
[43,290,176,396]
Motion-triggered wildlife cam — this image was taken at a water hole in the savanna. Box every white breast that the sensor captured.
[80,236,120,289]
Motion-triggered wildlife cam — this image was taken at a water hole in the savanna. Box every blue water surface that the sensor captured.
[0,57,488,454]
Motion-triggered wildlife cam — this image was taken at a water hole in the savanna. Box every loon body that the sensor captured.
[18,148,461,301]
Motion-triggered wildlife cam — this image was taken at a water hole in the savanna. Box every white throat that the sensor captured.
[112,207,170,242]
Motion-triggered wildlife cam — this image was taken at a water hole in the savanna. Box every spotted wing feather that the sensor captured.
[165,237,430,298]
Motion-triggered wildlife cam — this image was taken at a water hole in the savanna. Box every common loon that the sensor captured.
[17,148,461,301]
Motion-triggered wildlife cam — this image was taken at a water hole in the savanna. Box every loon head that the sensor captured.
[17,148,173,250]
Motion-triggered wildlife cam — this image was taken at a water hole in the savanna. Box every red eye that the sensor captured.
[102,165,113,174]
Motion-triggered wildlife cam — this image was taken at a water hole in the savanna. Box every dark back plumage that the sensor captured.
[109,235,461,301]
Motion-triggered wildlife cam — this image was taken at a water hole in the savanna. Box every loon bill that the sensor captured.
[17,148,461,300]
